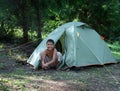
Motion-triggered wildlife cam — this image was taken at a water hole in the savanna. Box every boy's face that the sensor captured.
[46,42,54,50]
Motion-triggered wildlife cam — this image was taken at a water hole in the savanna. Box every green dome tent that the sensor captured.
[27,22,117,69]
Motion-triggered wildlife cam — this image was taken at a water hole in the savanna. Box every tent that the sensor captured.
[27,22,117,69]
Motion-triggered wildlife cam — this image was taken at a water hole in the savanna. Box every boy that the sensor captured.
[41,39,62,70]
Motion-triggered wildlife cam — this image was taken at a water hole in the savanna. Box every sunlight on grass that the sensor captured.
[0,41,120,91]
[76,78,88,85]
[12,51,27,61]
[14,28,23,38]
[107,42,120,59]
[52,71,76,80]
[0,43,3,49]
[112,52,120,59]
[0,73,31,91]
[0,78,9,91]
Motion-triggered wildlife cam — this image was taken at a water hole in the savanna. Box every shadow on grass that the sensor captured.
[0,53,120,91]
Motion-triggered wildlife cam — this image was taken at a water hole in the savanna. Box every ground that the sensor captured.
[0,52,120,91]
[0,43,120,91]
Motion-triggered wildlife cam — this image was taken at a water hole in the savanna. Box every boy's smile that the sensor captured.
[46,42,54,51]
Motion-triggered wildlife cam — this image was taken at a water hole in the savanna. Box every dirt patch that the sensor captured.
[0,53,120,91]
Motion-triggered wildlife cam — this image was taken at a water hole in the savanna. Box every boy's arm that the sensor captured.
[41,51,46,65]
[46,49,57,66]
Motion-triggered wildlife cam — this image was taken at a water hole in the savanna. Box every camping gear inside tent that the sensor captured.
[27,22,117,69]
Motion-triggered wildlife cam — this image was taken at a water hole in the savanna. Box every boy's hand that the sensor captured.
[42,63,49,68]
[44,63,49,67]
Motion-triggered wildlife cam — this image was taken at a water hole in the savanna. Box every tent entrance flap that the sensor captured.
[55,32,66,55]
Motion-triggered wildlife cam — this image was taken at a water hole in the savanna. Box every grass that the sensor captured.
[0,78,9,91]
[11,50,27,61]
[0,41,120,91]
[107,42,120,59]
[0,66,120,91]
[0,67,119,91]
[0,63,4,69]
[0,43,3,49]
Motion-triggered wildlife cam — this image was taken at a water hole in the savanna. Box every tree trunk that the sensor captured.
[30,0,42,42]
[36,9,42,41]
[21,0,28,42]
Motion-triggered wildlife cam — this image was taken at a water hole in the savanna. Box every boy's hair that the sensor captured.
[46,39,54,44]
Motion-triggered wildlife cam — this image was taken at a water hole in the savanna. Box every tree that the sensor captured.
[30,0,43,41]
[13,0,30,42]
[0,0,120,43]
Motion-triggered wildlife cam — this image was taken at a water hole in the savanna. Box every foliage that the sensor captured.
[107,41,120,59]
[0,0,120,43]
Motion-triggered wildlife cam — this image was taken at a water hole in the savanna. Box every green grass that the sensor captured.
[0,43,3,49]
[0,67,119,91]
[107,42,120,59]
[0,63,4,69]
[0,41,120,91]
[0,78,9,91]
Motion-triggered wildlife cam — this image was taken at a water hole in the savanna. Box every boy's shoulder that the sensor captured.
[42,49,47,54]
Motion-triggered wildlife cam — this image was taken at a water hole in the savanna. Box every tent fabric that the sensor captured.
[27,22,116,69]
